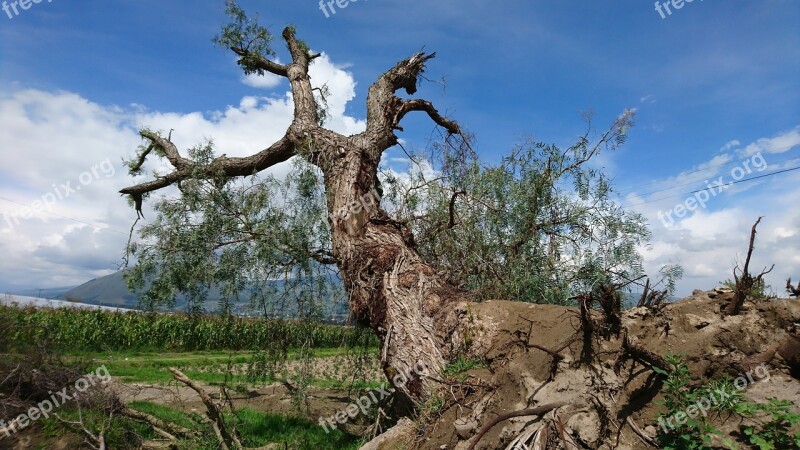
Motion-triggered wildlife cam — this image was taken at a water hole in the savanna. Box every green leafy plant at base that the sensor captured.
[735,398,800,450]
[653,355,800,450]
[652,354,720,450]
[443,356,485,380]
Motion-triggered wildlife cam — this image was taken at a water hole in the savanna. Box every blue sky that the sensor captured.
[0,0,798,296]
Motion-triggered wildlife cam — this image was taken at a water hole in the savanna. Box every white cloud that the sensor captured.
[241,56,284,89]
[628,128,800,297]
[0,55,366,291]
[740,125,800,156]
[242,72,284,89]
[719,140,740,152]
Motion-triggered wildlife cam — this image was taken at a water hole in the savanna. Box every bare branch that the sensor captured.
[120,135,295,198]
[787,278,800,297]
[230,46,288,77]
[139,130,191,169]
[465,402,568,450]
[393,99,461,135]
[121,406,195,438]
[362,51,464,154]
[447,190,465,229]
[742,216,762,277]
[724,217,771,316]
[169,368,242,450]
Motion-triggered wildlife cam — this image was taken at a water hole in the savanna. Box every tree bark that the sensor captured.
[121,27,467,402]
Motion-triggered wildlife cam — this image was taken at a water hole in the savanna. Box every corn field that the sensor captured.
[0,305,376,352]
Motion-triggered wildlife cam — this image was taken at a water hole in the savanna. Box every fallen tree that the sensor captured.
[117,4,800,448]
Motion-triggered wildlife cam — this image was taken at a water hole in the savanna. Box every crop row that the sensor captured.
[0,305,376,352]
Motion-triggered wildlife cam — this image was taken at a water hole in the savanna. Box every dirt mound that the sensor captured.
[367,291,800,449]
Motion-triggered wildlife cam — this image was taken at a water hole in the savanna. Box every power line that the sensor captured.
[622,165,800,208]
[613,143,800,194]
[626,155,800,199]
[0,196,130,236]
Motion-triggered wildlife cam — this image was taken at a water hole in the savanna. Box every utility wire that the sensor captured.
[622,165,800,208]
[613,143,799,194]
[624,155,800,199]
[0,196,130,236]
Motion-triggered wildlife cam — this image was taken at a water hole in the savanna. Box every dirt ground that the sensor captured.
[386,289,800,449]
[3,290,798,450]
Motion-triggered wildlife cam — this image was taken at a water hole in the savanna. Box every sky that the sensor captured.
[0,0,798,297]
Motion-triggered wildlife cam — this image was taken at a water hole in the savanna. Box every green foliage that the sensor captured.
[720,278,773,300]
[212,1,275,76]
[0,305,375,352]
[736,399,800,450]
[658,264,685,298]
[124,148,341,318]
[443,356,485,379]
[41,401,361,450]
[384,111,654,305]
[652,355,721,450]
[653,354,800,450]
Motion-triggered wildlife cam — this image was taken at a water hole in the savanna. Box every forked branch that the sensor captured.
[787,278,800,297]
[723,217,774,316]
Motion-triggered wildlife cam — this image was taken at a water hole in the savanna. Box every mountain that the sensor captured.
[9,286,77,299]
[1,294,132,311]
[57,270,351,322]
[58,271,138,308]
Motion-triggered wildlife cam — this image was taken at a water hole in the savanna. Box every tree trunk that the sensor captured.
[119,20,800,449]
[121,27,467,403]
[322,141,463,401]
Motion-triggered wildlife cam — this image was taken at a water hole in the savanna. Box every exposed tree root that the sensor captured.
[465,402,568,450]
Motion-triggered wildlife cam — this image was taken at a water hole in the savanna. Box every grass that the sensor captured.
[234,408,362,449]
[40,407,157,449]
[29,347,378,449]
[77,347,363,385]
[38,401,362,450]
[443,355,486,379]
[128,401,362,450]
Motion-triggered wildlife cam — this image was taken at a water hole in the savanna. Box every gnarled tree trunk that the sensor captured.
[120,24,800,450]
[121,27,466,402]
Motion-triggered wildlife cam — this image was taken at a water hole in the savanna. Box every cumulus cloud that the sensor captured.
[740,125,800,156]
[242,72,284,89]
[0,55,366,291]
[627,127,800,296]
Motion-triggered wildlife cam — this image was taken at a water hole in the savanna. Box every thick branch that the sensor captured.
[230,46,289,77]
[169,368,241,450]
[362,51,460,153]
[393,99,462,134]
[120,135,295,197]
[121,406,195,438]
[742,216,762,277]
[466,402,568,450]
[139,130,191,169]
[386,52,436,95]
